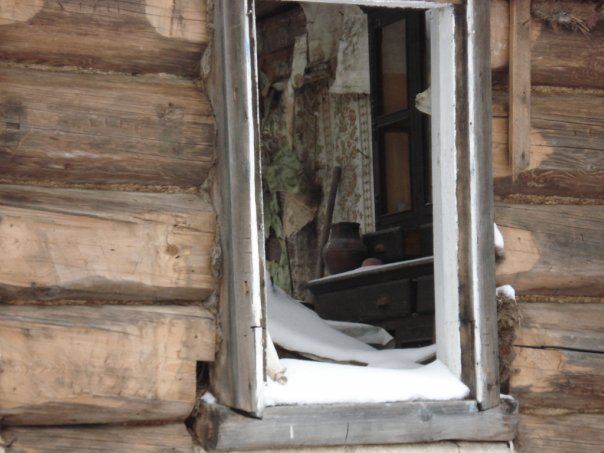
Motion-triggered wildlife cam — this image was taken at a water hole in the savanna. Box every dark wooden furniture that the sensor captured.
[307,257,435,347]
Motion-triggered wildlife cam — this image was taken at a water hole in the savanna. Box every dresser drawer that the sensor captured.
[314,278,411,323]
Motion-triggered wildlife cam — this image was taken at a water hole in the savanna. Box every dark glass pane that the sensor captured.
[380,19,407,115]
[381,124,412,214]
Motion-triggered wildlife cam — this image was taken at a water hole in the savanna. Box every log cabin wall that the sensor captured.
[0,1,217,450]
[491,0,604,451]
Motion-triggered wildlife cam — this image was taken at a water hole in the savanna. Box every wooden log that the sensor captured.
[195,400,518,451]
[0,0,208,77]
[0,305,215,425]
[0,185,216,302]
[510,346,604,412]
[0,424,194,452]
[515,303,604,353]
[492,89,604,197]
[0,66,215,187]
[531,21,604,90]
[495,203,604,296]
[516,414,604,453]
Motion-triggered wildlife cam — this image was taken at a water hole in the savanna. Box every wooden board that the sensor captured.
[510,346,604,412]
[0,304,215,425]
[195,400,518,451]
[206,0,265,416]
[492,90,604,197]
[0,0,208,77]
[495,203,604,296]
[516,414,604,453]
[0,66,215,187]
[508,0,531,180]
[0,424,194,452]
[515,303,604,353]
[0,185,216,302]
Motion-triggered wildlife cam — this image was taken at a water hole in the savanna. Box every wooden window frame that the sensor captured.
[199,0,518,450]
[367,8,432,230]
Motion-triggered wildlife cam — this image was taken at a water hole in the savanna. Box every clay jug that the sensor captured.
[322,222,367,275]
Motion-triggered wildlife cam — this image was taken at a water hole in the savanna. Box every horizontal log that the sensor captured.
[0,0,207,77]
[196,400,518,450]
[515,303,604,353]
[516,414,604,453]
[0,423,194,453]
[495,203,604,296]
[510,346,604,412]
[531,21,604,90]
[0,66,214,187]
[0,185,217,301]
[492,90,604,197]
[0,304,215,425]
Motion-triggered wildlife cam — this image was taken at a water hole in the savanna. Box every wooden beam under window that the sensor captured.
[196,399,518,451]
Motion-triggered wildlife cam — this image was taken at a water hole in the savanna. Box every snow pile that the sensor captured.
[267,283,435,369]
[265,283,470,405]
[265,359,469,406]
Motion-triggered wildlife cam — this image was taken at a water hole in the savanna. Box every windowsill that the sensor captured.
[195,397,519,451]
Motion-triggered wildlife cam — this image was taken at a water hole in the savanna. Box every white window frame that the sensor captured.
[199,0,517,449]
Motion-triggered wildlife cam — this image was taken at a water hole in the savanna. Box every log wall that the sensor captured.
[491,1,604,451]
[0,0,216,450]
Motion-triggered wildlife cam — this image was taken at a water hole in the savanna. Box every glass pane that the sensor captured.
[382,125,412,214]
[380,19,407,115]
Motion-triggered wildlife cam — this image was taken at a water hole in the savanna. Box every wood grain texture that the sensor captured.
[515,303,604,353]
[195,400,518,451]
[0,185,217,301]
[0,0,207,77]
[508,0,531,180]
[0,66,215,187]
[206,0,265,416]
[0,305,215,425]
[531,21,604,90]
[0,423,194,452]
[510,346,604,412]
[516,414,604,453]
[495,203,604,296]
[492,89,604,197]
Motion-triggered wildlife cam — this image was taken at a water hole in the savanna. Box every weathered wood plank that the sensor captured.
[0,0,208,77]
[508,0,531,180]
[0,66,215,187]
[0,305,215,425]
[492,89,604,197]
[516,413,604,453]
[0,424,194,452]
[495,203,604,296]
[531,20,604,90]
[510,346,604,411]
[206,0,265,416]
[195,400,518,451]
[515,303,604,353]
[0,185,217,301]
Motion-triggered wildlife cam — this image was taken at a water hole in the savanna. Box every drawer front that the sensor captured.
[315,279,411,323]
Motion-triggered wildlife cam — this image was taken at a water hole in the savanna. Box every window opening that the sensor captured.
[255,1,464,405]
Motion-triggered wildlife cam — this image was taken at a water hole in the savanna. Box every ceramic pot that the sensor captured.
[322,222,367,274]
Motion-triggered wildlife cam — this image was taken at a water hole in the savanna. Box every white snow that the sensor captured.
[496,284,516,301]
[267,283,436,368]
[325,320,393,347]
[265,359,470,406]
[266,283,469,405]
[494,223,505,251]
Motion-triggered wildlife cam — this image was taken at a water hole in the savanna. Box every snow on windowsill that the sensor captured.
[265,358,470,406]
[265,283,470,407]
